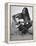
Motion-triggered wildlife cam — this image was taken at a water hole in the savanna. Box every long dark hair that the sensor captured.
[22,8,30,20]
[25,8,29,14]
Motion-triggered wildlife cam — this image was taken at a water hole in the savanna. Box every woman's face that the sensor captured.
[22,8,25,14]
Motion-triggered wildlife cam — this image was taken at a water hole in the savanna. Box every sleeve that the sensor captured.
[12,15,16,22]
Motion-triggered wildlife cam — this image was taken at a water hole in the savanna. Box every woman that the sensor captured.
[13,8,33,34]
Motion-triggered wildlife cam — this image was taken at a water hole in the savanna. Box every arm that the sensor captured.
[12,15,16,22]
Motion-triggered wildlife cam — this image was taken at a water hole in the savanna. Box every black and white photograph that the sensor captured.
[10,5,33,41]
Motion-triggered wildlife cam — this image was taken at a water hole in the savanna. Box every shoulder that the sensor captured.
[13,13,22,17]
